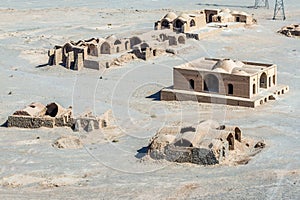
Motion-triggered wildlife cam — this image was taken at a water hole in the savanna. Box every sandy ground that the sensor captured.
[0,0,299,199]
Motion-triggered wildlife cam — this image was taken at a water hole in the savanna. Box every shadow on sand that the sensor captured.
[146,91,161,101]
[135,146,149,159]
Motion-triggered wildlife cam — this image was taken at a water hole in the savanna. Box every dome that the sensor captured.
[177,13,190,22]
[221,8,231,13]
[163,12,177,22]
[235,60,245,67]
[231,10,239,15]
[212,59,238,73]
[239,11,249,16]
[232,68,249,76]
[106,35,117,41]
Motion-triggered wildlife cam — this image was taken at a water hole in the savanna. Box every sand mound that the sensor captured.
[1,174,43,188]
[52,136,83,149]
[40,175,82,188]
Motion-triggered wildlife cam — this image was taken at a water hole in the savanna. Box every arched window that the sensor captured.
[228,84,233,95]
[204,74,219,93]
[161,20,169,28]
[174,19,184,29]
[100,42,111,54]
[260,72,267,88]
[253,84,256,94]
[189,79,195,90]
[227,133,235,150]
[190,19,196,27]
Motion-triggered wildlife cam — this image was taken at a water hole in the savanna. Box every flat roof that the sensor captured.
[174,57,275,76]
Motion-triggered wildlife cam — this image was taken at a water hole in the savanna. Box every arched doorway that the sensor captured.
[125,41,129,50]
[260,72,267,88]
[208,14,214,23]
[190,19,196,27]
[161,19,169,28]
[228,84,233,95]
[174,19,184,31]
[234,127,241,142]
[227,133,235,150]
[204,74,219,93]
[189,79,195,90]
[253,84,256,94]
[100,42,111,54]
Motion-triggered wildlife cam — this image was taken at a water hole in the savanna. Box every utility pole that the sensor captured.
[254,0,269,9]
[273,0,286,20]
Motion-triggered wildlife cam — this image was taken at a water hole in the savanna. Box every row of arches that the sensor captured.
[161,19,196,30]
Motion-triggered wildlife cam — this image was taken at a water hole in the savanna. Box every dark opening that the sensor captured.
[273,75,276,85]
[253,83,256,94]
[125,41,129,50]
[46,103,58,117]
[174,19,184,29]
[174,139,193,147]
[100,42,111,54]
[282,89,285,94]
[217,16,221,22]
[204,74,219,93]
[153,49,157,56]
[269,77,271,87]
[189,79,195,90]
[116,46,120,53]
[260,72,267,88]
[234,127,241,142]
[236,16,240,22]
[161,20,169,28]
[208,14,214,23]
[190,19,196,27]
[227,133,234,150]
[228,84,233,95]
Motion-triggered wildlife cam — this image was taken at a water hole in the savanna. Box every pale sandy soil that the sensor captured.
[0,0,299,199]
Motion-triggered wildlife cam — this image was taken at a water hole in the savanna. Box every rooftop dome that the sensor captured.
[221,8,231,13]
[232,67,249,76]
[163,12,178,22]
[212,59,238,73]
[106,35,117,41]
[177,13,190,22]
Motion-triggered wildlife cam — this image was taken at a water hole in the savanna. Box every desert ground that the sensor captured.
[0,0,299,199]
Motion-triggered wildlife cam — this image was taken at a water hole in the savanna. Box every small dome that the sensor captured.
[106,35,117,41]
[178,13,190,22]
[212,59,238,73]
[163,12,177,21]
[239,11,249,16]
[221,8,231,13]
[232,68,249,76]
[231,10,239,15]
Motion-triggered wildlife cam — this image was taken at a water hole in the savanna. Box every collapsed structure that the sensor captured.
[278,24,300,38]
[155,8,256,39]
[48,30,186,71]
[7,102,73,128]
[161,57,289,107]
[7,102,111,132]
[148,120,264,165]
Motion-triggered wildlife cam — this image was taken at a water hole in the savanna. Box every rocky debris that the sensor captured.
[147,120,265,166]
[278,24,300,38]
[52,136,83,149]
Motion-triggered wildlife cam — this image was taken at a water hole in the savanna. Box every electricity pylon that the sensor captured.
[254,0,269,9]
[273,0,286,20]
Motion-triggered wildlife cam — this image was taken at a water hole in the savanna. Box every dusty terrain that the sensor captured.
[0,0,299,199]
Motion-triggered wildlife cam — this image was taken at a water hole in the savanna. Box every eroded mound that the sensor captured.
[52,136,83,149]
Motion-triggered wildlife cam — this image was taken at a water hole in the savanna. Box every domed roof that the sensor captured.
[177,13,190,22]
[212,59,238,73]
[231,10,240,15]
[232,68,249,76]
[221,8,231,13]
[239,11,249,16]
[106,35,117,41]
[163,12,177,21]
